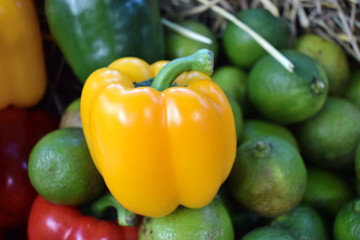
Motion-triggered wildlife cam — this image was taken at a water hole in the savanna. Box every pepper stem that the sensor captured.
[90,193,137,227]
[151,49,214,91]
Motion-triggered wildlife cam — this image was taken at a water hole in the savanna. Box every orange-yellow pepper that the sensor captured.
[81,49,236,217]
[0,0,47,109]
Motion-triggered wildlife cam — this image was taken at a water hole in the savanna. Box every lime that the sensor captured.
[302,168,353,217]
[222,8,293,68]
[248,50,328,124]
[228,135,307,218]
[295,33,349,96]
[28,128,105,205]
[139,198,234,240]
[165,21,218,61]
[242,227,295,240]
[333,199,360,240]
[344,69,360,109]
[294,97,360,168]
[212,65,247,110]
[216,185,267,238]
[240,119,299,150]
[356,143,360,180]
[59,98,82,128]
[227,95,243,140]
[270,204,328,240]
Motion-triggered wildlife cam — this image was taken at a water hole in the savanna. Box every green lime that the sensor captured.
[139,198,234,240]
[165,21,218,60]
[344,70,360,109]
[270,204,328,240]
[333,199,360,240]
[295,34,349,96]
[356,143,360,180]
[216,185,267,238]
[302,168,353,217]
[60,98,82,128]
[227,94,243,140]
[240,119,299,150]
[222,8,293,68]
[228,136,307,218]
[28,128,105,205]
[248,50,328,124]
[212,65,247,109]
[294,97,360,168]
[242,227,295,240]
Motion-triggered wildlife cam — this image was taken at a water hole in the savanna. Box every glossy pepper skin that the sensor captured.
[0,0,47,110]
[0,108,58,228]
[81,49,237,217]
[28,196,140,240]
[45,0,165,84]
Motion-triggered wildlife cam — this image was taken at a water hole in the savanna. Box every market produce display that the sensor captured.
[1,0,360,239]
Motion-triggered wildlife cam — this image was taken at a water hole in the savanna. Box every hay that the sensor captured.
[159,0,360,62]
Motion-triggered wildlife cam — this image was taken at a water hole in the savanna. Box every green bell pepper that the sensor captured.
[46,0,165,84]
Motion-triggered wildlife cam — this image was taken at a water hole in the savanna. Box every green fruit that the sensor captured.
[302,168,353,217]
[60,98,82,128]
[212,65,247,109]
[270,204,328,240]
[248,50,328,124]
[294,97,360,168]
[223,8,293,68]
[240,119,299,150]
[356,143,360,180]
[28,128,105,205]
[216,185,266,238]
[165,21,218,60]
[296,34,349,96]
[242,227,295,240]
[139,199,234,240]
[227,95,243,140]
[333,199,360,240]
[344,70,360,109]
[228,136,307,218]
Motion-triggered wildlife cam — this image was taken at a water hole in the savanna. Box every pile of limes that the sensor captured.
[164,7,360,239]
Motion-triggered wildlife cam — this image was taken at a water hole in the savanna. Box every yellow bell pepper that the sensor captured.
[81,49,236,217]
[0,0,47,109]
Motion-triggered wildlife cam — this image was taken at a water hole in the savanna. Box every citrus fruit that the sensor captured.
[59,98,82,128]
[333,199,360,240]
[240,119,299,150]
[212,65,247,110]
[270,204,328,240]
[165,21,218,60]
[356,143,360,180]
[28,128,105,205]
[139,198,234,240]
[248,50,328,124]
[294,97,360,168]
[302,168,353,217]
[227,95,243,140]
[222,8,293,68]
[228,135,307,218]
[295,33,349,96]
[242,227,295,240]
[344,69,360,109]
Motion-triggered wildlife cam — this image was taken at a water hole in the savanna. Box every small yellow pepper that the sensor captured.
[0,0,47,109]
[81,49,236,217]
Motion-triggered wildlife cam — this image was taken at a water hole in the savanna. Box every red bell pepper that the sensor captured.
[28,195,140,240]
[0,107,58,228]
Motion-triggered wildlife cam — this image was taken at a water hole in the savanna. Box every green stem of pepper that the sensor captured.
[151,48,214,91]
[90,192,137,227]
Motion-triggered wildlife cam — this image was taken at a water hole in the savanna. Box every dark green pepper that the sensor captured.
[46,0,165,84]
